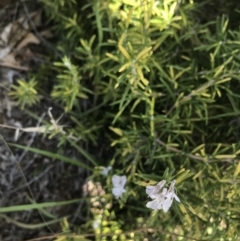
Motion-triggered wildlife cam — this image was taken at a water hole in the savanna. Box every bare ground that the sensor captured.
[0,1,88,240]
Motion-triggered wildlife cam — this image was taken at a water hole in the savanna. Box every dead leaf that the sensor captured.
[0,53,29,70]
[39,29,53,39]
[1,23,12,43]
[16,32,40,50]
[0,10,44,71]
[2,52,19,64]
[8,23,29,47]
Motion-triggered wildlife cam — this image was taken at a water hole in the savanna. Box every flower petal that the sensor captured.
[174,193,180,202]
[146,185,158,199]
[162,194,174,213]
[112,186,126,199]
[146,180,166,199]
[156,180,167,190]
[146,198,162,210]
[112,175,127,187]
[146,179,180,213]
[119,175,127,186]
[112,175,121,186]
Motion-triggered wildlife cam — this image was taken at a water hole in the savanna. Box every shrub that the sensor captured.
[9,0,240,240]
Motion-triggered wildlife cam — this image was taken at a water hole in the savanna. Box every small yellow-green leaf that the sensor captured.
[233,161,240,177]
[220,179,235,183]
[179,204,192,225]
[213,64,225,78]
[125,7,134,27]
[174,67,191,81]
[169,66,174,79]
[136,47,152,61]
[130,99,141,112]
[187,203,197,215]
[141,78,149,86]
[119,62,131,72]
[222,18,229,33]
[212,143,222,156]
[212,171,220,181]
[136,67,149,86]
[89,35,96,47]
[191,144,205,154]
[106,53,119,62]
[109,127,123,136]
[80,39,90,51]
[133,180,150,187]
[176,170,193,183]
[193,170,203,180]
[174,168,186,176]
[215,77,231,84]
[111,140,119,146]
[215,154,236,159]
[118,44,131,60]
[227,189,235,199]
[213,43,221,57]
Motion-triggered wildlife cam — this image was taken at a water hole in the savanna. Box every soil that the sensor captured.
[0,1,88,240]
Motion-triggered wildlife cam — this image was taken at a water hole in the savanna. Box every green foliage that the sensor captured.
[7,0,240,240]
[9,78,39,109]
[51,56,90,112]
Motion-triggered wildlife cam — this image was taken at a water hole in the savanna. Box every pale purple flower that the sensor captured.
[146,180,166,199]
[112,186,126,199]
[146,179,180,212]
[112,175,127,199]
[146,187,168,210]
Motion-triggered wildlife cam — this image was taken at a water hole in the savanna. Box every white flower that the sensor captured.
[112,175,127,187]
[146,187,168,210]
[112,186,126,199]
[146,180,166,199]
[166,180,180,204]
[146,179,180,212]
[112,175,127,199]
[161,182,180,213]
[101,166,112,176]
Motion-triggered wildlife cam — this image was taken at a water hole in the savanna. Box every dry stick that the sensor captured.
[156,138,234,163]
[0,63,29,71]
[156,138,206,162]
[18,113,46,163]
[23,226,208,241]
[8,113,46,184]
[166,80,215,117]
